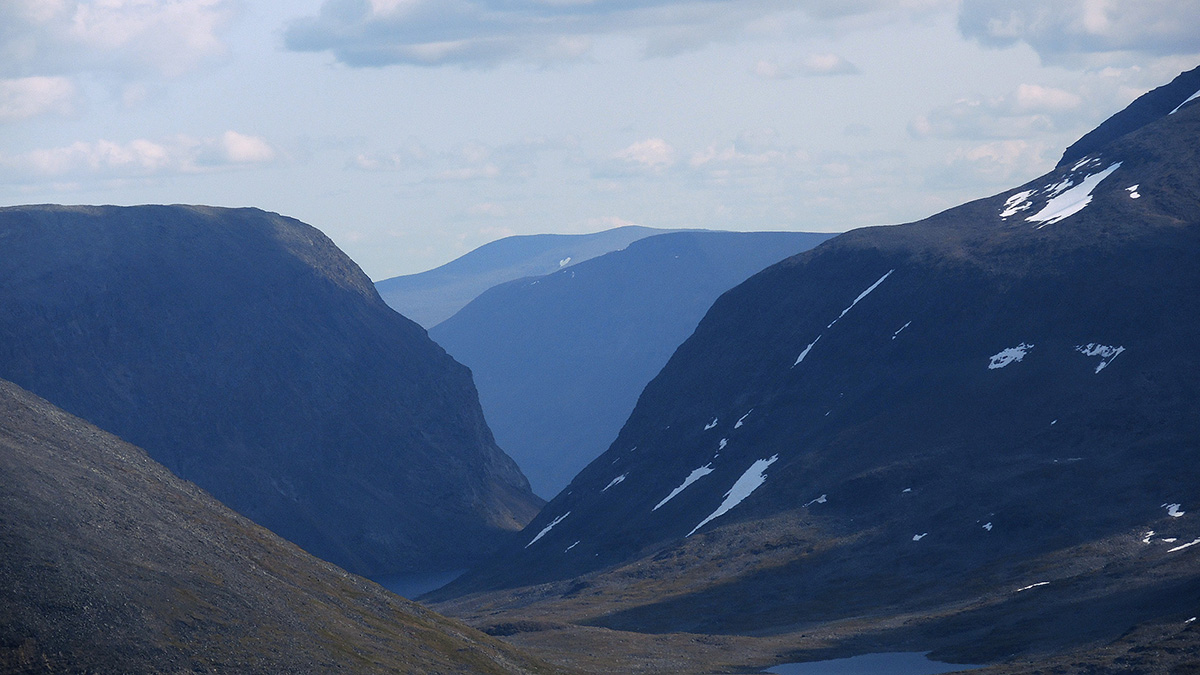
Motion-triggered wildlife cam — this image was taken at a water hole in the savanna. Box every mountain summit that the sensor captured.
[432,67,1200,666]
[0,205,542,577]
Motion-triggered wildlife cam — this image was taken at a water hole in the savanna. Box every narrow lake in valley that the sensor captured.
[371,569,465,599]
[764,652,981,674]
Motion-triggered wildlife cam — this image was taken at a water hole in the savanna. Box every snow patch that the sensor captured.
[803,494,827,507]
[827,270,894,329]
[1170,88,1200,115]
[734,410,752,429]
[1000,190,1035,218]
[1164,503,1185,518]
[1016,581,1050,593]
[525,512,570,548]
[687,455,779,536]
[1168,538,1200,553]
[1143,531,1156,544]
[602,474,627,492]
[1126,184,1140,199]
[912,533,928,541]
[1075,343,1125,373]
[983,522,993,531]
[565,541,579,552]
[559,257,571,267]
[654,465,714,511]
[892,321,912,340]
[1027,162,1122,227]
[704,418,718,430]
[793,336,821,367]
[902,487,912,493]
[989,343,1034,369]
[718,438,727,451]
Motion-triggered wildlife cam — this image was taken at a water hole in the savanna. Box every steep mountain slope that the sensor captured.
[0,205,541,577]
[431,68,1200,665]
[431,231,834,498]
[0,377,557,674]
[376,226,670,327]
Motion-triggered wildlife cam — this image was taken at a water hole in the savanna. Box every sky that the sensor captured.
[2,1,1199,280]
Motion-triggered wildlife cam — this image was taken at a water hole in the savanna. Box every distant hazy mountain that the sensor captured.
[433,66,1200,666]
[0,377,553,674]
[376,226,672,327]
[431,230,834,498]
[0,205,542,577]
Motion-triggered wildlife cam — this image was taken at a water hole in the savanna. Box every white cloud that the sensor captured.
[754,53,859,79]
[959,0,1200,63]
[614,138,677,172]
[0,0,236,78]
[0,131,276,180]
[0,76,77,122]
[285,0,955,67]
[932,139,1058,187]
[909,83,1085,140]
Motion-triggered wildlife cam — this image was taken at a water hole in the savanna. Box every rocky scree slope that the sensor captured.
[0,205,542,577]
[431,67,1200,663]
[431,230,833,498]
[0,378,558,675]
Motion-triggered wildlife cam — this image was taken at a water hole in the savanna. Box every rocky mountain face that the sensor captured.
[431,230,833,498]
[0,205,542,577]
[431,68,1200,664]
[376,226,670,327]
[0,377,556,674]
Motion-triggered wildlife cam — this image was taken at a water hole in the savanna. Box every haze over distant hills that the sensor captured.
[431,66,1200,670]
[0,377,555,674]
[431,230,834,498]
[0,205,542,577]
[376,226,673,328]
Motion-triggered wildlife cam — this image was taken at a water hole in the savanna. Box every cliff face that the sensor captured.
[0,205,542,576]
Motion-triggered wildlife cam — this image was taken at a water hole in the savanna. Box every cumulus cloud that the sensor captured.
[959,0,1200,63]
[929,139,1059,188]
[285,0,953,67]
[615,138,677,170]
[909,83,1084,140]
[0,77,77,122]
[0,0,236,78]
[754,53,859,79]
[0,131,277,180]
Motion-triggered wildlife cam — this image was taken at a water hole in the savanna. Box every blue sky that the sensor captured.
[2,0,1198,280]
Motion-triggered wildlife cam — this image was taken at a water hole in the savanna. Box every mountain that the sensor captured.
[428,68,1200,667]
[0,377,556,674]
[430,230,834,498]
[0,205,542,577]
[375,226,671,328]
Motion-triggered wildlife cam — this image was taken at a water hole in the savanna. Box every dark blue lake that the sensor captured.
[764,652,981,674]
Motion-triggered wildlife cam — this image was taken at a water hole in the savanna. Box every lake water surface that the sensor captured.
[370,569,465,599]
[765,652,981,674]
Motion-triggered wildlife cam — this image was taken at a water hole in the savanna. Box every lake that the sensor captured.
[764,652,981,674]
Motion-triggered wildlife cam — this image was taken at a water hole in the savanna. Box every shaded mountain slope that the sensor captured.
[431,230,833,498]
[0,378,558,674]
[376,226,670,327]
[0,205,541,577]
[429,69,1200,665]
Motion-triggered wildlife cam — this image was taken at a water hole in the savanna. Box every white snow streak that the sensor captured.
[1143,530,1156,544]
[989,343,1034,369]
[827,270,894,329]
[1164,503,1185,518]
[793,336,821,367]
[912,533,928,541]
[1000,190,1035,218]
[892,321,912,340]
[719,438,728,451]
[525,511,570,548]
[1016,581,1050,593]
[687,455,779,536]
[1170,88,1200,115]
[559,257,571,267]
[1026,162,1122,227]
[653,465,714,511]
[735,411,752,429]
[564,541,580,552]
[704,418,718,430]
[1126,185,1140,199]
[1075,343,1125,373]
[602,474,627,492]
[1168,538,1200,553]
[983,522,993,531]
[803,494,827,507]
